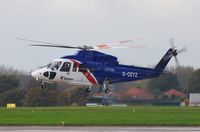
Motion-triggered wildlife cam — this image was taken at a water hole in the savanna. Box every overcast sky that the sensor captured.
[0,0,200,71]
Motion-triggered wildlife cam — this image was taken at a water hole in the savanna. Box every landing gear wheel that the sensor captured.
[103,79,111,94]
[41,82,45,89]
[86,87,92,93]
[104,88,110,94]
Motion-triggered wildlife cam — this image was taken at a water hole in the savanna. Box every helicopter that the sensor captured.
[19,38,186,93]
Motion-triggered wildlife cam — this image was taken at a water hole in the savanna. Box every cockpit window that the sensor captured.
[60,62,71,72]
[46,63,52,68]
[39,63,51,69]
[48,61,62,70]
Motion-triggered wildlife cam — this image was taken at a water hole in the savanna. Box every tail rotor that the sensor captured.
[169,38,187,67]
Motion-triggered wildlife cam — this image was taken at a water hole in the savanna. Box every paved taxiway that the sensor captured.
[0,126,200,132]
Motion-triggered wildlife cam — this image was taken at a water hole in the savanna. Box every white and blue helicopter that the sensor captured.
[19,38,186,93]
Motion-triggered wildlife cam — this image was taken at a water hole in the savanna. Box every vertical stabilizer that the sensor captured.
[154,48,176,72]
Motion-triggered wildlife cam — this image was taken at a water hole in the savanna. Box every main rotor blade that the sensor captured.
[94,39,147,49]
[18,37,149,50]
[93,45,147,49]
[30,44,79,49]
[17,37,80,49]
[94,39,149,49]
[17,37,68,45]
[96,40,133,47]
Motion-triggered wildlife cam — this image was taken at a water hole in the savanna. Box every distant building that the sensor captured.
[125,87,154,100]
[189,93,200,106]
[163,89,186,98]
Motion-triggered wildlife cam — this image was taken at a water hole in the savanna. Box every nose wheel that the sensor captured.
[41,81,45,89]
[86,86,92,93]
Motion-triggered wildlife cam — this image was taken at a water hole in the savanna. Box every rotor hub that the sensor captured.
[78,45,94,51]
[173,49,178,56]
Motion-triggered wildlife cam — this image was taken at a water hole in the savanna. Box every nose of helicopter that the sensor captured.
[31,70,41,79]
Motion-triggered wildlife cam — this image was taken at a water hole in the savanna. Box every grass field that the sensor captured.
[0,106,200,126]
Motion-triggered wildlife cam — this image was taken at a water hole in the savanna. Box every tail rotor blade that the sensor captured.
[169,38,175,49]
[174,56,180,67]
[168,38,187,67]
[177,47,187,53]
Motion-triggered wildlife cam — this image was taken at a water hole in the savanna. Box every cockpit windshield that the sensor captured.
[48,61,62,70]
[39,63,51,69]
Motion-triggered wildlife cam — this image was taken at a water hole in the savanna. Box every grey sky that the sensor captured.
[0,0,200,71]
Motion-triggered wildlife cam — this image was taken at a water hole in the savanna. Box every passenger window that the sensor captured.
[72,63,78,72]
[78,64,87,72]
[89,68,94,73]
[60,62,71,72]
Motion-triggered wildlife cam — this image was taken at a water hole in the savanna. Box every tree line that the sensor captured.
[0,65,199,106]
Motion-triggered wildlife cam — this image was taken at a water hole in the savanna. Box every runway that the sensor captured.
[0,126,200,132]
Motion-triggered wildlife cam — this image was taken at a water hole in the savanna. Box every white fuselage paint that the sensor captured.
[31,59,98,86]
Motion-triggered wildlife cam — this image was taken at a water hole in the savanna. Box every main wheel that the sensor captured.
[104,88,110,94]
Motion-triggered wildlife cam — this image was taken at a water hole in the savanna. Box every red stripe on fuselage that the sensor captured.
[70,59,98,85]
[82,71,98,85]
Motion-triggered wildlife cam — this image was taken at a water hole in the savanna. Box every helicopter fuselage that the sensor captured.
[31,50,170,86]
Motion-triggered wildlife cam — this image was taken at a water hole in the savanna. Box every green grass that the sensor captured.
[0,106,200,126]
